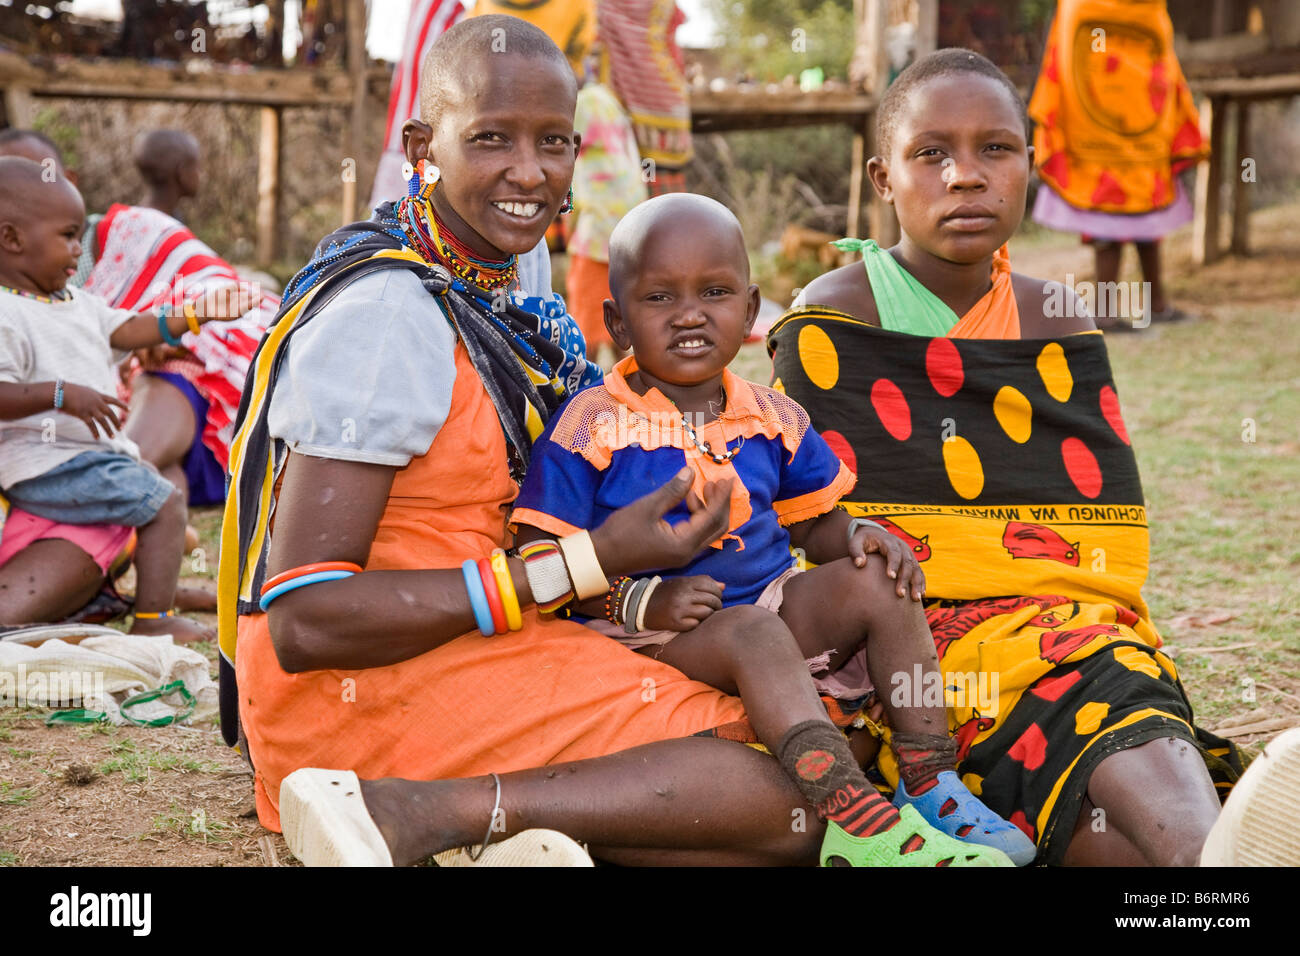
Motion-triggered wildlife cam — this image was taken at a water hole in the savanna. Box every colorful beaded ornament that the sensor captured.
[0,284,70,304]
[395,158,519,294]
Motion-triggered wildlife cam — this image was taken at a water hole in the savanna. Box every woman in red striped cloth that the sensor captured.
[83,129,279,513]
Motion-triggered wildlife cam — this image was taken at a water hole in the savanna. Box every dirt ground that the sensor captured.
[2,202,1297,868]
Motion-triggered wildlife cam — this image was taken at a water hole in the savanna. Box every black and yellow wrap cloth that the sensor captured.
[767,309,1242,863]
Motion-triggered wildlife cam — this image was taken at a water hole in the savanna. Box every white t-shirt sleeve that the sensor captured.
[267,269,458,467]
[0,321,32,384]
[76,289,136,362]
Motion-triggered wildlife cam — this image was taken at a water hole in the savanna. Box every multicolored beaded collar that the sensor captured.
[395,159,519,294]
[0,284,71,304]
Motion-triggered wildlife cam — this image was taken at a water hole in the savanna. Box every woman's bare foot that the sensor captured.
[358,777,490,866]
[130,613,215,644]
[173,584,217,612]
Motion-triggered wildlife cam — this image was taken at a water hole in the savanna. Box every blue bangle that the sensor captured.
[157,305,184,347]
[461,559,497,635]
[258,569,355,611]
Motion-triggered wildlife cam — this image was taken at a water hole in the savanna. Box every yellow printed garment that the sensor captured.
[1028,0,1207,214]
[767,313,1242,863]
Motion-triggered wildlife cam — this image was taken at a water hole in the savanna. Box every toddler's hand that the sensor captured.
[60,383,127,439]
[643,575,724,632]
[194,282,259,323]
[849,525,926,601]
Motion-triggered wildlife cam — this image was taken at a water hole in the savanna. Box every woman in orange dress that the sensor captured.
[219,16,845,866]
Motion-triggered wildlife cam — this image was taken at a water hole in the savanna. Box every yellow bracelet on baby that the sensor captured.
[490,548,523,630]
[556,530,609,601]
[183,302,201,335]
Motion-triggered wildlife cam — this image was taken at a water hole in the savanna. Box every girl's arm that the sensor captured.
[265,455,734,673]
[786,508,925,600]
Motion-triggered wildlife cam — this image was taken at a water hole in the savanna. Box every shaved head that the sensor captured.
[419,14,576,129]
[133,128,200,188]
[0,129,64,170]
[607,193,748,303]
[0,156,81,226]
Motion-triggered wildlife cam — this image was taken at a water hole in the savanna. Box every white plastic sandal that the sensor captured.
[432,830,594,867]
[1200,726,1300,866]
[280,768,394,867]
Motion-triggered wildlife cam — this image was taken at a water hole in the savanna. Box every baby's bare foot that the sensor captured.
[130,614,214,644]
[173,585,217,612]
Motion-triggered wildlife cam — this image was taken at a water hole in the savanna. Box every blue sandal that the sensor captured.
[893,771,1038,866]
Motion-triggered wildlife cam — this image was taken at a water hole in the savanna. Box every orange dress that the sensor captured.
[237,342,745,831]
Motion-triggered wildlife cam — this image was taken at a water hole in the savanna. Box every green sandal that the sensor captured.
[820,805,1014,867]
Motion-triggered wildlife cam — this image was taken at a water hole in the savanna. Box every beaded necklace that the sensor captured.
[396,195,519,294]
[674,386,741,465]
[0,284,71,304]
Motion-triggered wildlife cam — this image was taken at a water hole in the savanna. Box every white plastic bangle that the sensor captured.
[556,530,610,601]
[635,576,661,633]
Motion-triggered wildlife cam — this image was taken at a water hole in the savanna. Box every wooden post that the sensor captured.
[265,0,286,67]
[1230,100,1251,256]
[916,0,939,58]
[341,0,368,225]
[256,106,282,268]
[848,113,870,239]
[2,86,34,128]
[1193,95,1226,266]
[865,0,898,245]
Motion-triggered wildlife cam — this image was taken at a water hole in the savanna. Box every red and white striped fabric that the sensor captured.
[369,0,468,209]
[597,0,692,168]
[83,203,280,470]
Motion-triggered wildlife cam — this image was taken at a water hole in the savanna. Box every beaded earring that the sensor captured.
[402,159,441,201]
[558,186,574,215]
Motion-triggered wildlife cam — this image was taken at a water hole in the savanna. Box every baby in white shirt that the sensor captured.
[0,157,250,641]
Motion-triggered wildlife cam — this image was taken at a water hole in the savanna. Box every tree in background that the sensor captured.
[704,0,856,82]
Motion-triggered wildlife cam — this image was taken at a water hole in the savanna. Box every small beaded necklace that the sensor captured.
[674,385,741,465]
[0,284,71,304]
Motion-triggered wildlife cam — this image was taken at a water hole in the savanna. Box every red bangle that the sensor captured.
[477,558,508,635]
[261,561,363,595]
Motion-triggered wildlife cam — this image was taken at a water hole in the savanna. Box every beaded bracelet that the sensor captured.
[134,609,177,619]
[519,540,574,613]
[489,549,523,631]
[259,569,356,611]
[461,559,497,635]
[477,557,508,635]
[603,576,633,625]
[52,378,64,410]
[156,305,184,347]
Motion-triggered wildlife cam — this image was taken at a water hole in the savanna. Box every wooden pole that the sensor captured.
[2,86,34,128]
[848,114,870,239]
[865,0,898,246]
[1230,100,1251,256]
[342,0,368,225]
[256,106,282,268]
[1193,95,1226,266]
[916,0,939,58]
[265,0,286,67]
